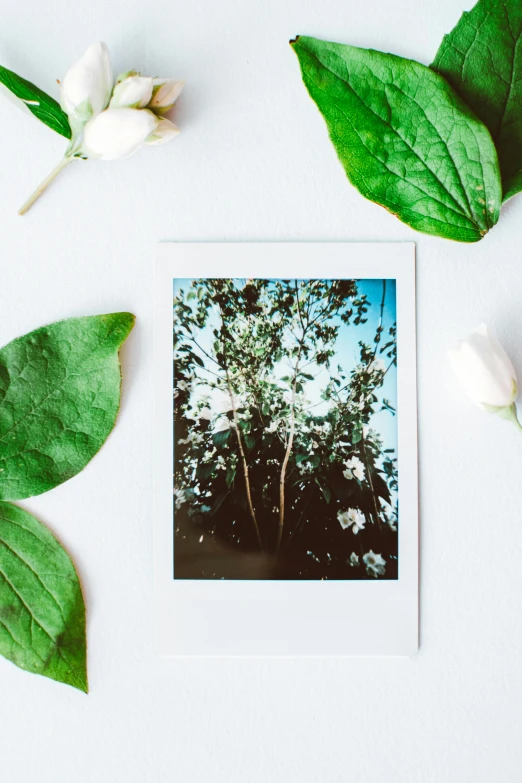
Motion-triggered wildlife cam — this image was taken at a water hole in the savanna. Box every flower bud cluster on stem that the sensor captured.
[19,42,184,214]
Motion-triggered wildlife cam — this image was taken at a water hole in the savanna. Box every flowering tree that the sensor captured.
[173,278,398,580]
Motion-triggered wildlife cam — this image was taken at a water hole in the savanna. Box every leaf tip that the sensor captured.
[289,35,300,47]
[104,311,136,342]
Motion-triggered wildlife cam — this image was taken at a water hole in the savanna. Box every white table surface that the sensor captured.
[1,0,521,780]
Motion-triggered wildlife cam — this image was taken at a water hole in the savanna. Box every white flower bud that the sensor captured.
[82,108,159,160]
[145,117,180,146]
[149,79,184,113]
[60,42,112,124]
[110,75,153,109]
[448,324,517,410]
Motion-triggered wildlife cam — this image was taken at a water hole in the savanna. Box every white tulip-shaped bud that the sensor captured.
[148,78,184,114]
[110,75,153,109]
[82,108,159,160]
[145,117,180,145]
[60,42,113,125]
[449,324,522,432]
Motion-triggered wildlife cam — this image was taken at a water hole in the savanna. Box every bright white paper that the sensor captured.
[154,243,418,656]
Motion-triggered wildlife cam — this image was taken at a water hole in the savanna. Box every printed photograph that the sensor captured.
[173,277,398,580]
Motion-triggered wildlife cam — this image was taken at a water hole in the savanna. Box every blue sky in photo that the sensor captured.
[173,278,398,454]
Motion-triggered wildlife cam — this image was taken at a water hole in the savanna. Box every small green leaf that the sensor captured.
[210,491,228,515]
[432,0,522,201]
[213,429,231,447]
[0,501,87,692]
[226,466,236,488]
[372,472,391,504]
[243,434,255,451]
[291,36,502,242]
[0,65,71,139]
[196,462,215,481]
[315,477,331,503]
[0,313,135,501]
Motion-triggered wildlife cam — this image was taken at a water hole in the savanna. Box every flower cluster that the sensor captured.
[349,550,386,577]
[61,42,183,160]
[343,455,365,481]
[15,41,184,214]
[338,507,366,534]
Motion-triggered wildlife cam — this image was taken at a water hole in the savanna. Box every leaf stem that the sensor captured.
[18,155,77,216]
[502,403,522,433]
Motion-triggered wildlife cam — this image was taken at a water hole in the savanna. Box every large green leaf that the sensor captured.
[0,65,71,139]
[0,501,87,691]
[291,36,502,242]
[432,0,522,201]
[0,313,135,500]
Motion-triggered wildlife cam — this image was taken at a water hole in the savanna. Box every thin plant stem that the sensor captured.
[18,155,77,216]
[361,435,383,532]
[276,351,302,556]
[501,403,522,433]
[226,368,263,551]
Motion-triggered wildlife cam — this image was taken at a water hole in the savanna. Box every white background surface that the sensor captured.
[0,0,521,780]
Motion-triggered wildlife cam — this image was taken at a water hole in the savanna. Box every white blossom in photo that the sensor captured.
[338,508,366,534]
[363,551,386,578]
[214,417,233,433]
[174,488,186,510]
[343,456,366,481]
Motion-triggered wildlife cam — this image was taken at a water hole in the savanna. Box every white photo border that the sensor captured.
[154,243,418,656]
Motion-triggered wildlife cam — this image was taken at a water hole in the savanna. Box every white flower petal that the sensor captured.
[61,42,112,123]
[145,117,180,146]
[110,75,153,109]
[149,79,184,113]
[82,108,158,160]
[449,324,517,408]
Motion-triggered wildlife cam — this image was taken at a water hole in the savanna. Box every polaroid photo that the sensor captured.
[154,243,418,656]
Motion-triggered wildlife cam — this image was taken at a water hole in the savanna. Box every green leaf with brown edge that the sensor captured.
[291,36,502,242]
[0,501,87,692]
[0,65,71,139]
[0,313,135,501]
[431,0,522,202]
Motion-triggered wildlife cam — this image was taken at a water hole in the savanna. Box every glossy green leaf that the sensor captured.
[0,313,135,500]
[291,36,502,242]
[432,0,522,201]
[0,65,71,139]
[0,501,87,692]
